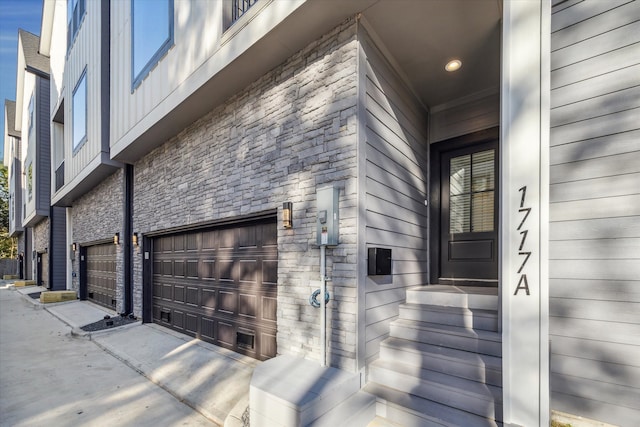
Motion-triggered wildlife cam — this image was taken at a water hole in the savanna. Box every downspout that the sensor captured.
[123,164,133,315]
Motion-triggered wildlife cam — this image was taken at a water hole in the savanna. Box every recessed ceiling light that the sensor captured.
[445,59,462,72]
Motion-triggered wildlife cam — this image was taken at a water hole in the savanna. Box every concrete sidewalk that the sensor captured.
[7,283,257,427]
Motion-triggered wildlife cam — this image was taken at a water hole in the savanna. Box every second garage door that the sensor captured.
[86,243,117,309]
[152,219,277,361]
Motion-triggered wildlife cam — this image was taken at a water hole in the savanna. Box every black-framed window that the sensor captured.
[223,0,259,31]
[67,0,86,49]
[131,0,174,90]
[72,70,87,152]
[28,95,34,133]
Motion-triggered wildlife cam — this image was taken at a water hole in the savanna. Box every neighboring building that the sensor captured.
[13,29,60,287]
[3,100,27,278]
[41,0,123,307]
[30,0,639,426]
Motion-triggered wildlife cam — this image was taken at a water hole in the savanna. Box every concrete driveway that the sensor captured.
[0,284,256,427]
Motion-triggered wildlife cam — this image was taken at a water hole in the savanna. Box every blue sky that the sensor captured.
[0,0,43,157]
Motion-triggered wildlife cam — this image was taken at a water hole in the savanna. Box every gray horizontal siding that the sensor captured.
[360,26,429,365]
[550,1,640,425]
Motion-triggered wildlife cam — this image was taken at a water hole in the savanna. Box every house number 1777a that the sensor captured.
[514,186,531,296]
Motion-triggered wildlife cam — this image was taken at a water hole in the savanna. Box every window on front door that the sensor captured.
[449,149,495,234]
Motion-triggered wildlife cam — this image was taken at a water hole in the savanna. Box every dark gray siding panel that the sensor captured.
[50,206,67,291]
[360,26,429,365]
[550,1,640,425]
[36,76,51,213]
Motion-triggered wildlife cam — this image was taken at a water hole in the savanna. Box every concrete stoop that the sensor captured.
[13,280,36,287]
[250,354,372,427]
[366,285,503,427]
[40,290,77,303]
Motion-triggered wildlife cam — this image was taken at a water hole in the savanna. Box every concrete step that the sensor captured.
[406,286,498,310]
[308,390,376,427]
[399,303,498,332]
[364,383,501,427]
[390,319,502,357]
[369,359,502,420]
[379,337,502,387]
[40,291,77,303]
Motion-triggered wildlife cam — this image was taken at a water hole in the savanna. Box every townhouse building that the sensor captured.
[16,0,639,426]
[5,29,66,288]
[3,100,26,278]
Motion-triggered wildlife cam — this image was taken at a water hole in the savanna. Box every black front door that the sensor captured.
[439,139,498,284]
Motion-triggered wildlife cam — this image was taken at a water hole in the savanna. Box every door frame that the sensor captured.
[429,126,499,284]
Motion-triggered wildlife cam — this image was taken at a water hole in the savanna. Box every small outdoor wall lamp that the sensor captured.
[132,232,139,246]
[113,233,120,245]
[283,202,293,229]
[71,242,77,252]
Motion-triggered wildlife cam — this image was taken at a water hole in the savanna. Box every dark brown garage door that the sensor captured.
[86,243,117,309]
[152,220,277,361]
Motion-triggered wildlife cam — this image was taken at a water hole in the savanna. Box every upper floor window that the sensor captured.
[27,163,33,201]
[67,0,86,49]
[28,95,34,133]
[72,70,87,152]
[131,0,174,90]
[233,0,258,22]
[223,0,259,31]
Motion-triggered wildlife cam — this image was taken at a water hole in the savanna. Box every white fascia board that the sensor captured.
[3,109,10,167]
[39,0,55,57]
[15,37,26,132]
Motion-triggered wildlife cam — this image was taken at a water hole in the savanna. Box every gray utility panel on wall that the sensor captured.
[316,186,339,246]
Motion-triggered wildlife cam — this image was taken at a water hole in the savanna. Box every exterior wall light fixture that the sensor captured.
[283,202,293,229]
[132,232,139,246]
[71,242,77,252]
[113,232,120,245]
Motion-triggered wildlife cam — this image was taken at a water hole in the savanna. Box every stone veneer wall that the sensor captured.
[33,219,49,253]
[33,219,49,285]
[132,19,359,370]
[71,169,124,311]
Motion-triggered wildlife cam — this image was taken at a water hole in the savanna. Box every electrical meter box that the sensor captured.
[316,186,339,246]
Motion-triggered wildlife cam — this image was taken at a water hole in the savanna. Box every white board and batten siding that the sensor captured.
[549,1,640,425]
[63,0,108,184]
[358,26,429,365]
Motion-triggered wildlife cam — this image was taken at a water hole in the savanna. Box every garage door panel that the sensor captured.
[218,322,234,347]
[201,260,215,279]
[186,286,198,306]
[219,260,234,281]
[240,260,257,282]
[185,313,198,334]
[202,230,216,250]
[239,226,257,248]
[261,332,277,359]
[202,288,216,309]
[152,220,278,360]
[261,223,278,247]
[262,296,277,322]
[263,260,277,284]
[173,310,184,329]
[174,285,185,302]
[187,260,199,278]
[220,229,235,249]
[219,290,237,314]
[239,293,257,318]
